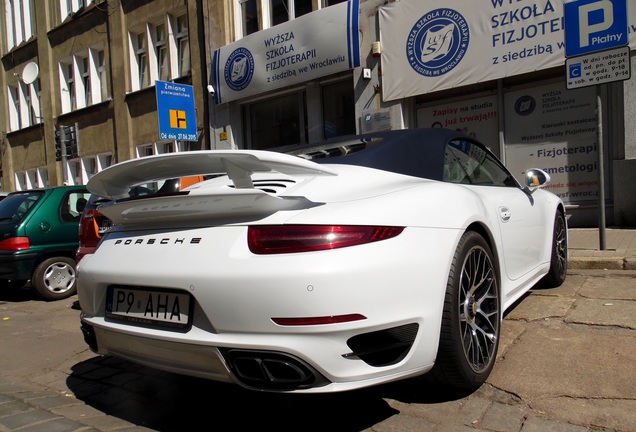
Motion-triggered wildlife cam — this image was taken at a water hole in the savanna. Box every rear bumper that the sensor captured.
[79,316,425,393]
[0,252,37,281]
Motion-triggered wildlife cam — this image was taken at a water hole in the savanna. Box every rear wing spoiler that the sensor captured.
[86,150,338,225]
[87,150,338,199]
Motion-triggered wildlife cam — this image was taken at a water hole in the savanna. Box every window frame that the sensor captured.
[234,0,316,39]
[7,76,42,131]
[128,13,186,92]
[4,0,35,51]
[60,0,92,21]
[58,45,107,114]
[14,167,48,190]
[175,14,190,77]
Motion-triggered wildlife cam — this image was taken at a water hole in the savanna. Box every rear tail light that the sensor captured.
[248,225,404,254]
[272,314,366,326]
[0,237,31,251]
[79,209,110,244]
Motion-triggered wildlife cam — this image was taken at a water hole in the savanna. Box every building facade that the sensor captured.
[1,0,214,190]
[2,0,636,227]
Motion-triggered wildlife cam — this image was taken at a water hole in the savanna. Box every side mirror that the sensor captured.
[524,168,551,193]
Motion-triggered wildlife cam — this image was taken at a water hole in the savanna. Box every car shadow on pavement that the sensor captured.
[66,355,473,431]
[0,284,38,303]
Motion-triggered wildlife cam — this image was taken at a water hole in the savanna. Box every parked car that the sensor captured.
[77,128,567,393]
[0,191,10,201]
[76,176,205,263]
[0,185,90,300]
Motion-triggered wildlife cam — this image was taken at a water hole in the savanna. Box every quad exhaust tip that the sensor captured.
[224,349,330,391]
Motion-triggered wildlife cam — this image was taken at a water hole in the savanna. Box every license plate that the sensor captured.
[106,286,192,330]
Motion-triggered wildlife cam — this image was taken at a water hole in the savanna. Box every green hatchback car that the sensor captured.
[0,186,90,300]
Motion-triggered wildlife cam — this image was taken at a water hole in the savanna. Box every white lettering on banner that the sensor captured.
[578,0,613,47]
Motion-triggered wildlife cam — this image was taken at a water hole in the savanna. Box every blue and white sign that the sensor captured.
[566,45,631,88]
[564,0,628,57]
[156,80,198,142]
[212,0,360,104]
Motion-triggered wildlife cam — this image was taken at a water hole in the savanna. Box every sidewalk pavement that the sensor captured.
[568,227,636,271]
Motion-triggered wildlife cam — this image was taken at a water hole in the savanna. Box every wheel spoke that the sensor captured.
[459,246,499,373]
[554,216,568,277]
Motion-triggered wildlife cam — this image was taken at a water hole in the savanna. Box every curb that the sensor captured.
[569,256,636,271]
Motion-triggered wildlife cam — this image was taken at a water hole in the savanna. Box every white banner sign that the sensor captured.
[379,0,636,101]
[212,0,360,104]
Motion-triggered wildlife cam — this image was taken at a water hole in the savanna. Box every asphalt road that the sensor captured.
[1,269,635,432]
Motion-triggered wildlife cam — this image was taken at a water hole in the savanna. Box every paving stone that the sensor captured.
[536,397,636,432]
[578,276,636,300]
[15,417,85,432]
[0,399,31,417]
[370,413,437,432]
[566,298,636,329]
[0,409,60,430]
[521,415,588,432]
[479,402,524,432]
[506,295,575,321]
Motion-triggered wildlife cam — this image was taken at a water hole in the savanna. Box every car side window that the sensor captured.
[443,140,517,187]
[60,192,91,222]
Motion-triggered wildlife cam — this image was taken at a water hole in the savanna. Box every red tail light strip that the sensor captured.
[248,225,404,254]
[0,237,31,251]
[272,314,367,326]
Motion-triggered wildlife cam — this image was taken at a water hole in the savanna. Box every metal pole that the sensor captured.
[60,125,68,185]
[596,85,606,250]
[75,122,80,157]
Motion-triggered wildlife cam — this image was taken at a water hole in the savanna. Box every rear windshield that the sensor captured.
[0,191,44,223]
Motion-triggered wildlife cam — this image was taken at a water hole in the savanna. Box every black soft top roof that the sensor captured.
[280,128,474,181]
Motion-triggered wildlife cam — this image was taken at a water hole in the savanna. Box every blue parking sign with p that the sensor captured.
[564,0,628,57]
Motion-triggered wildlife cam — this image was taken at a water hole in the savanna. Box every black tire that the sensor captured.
[541,211,568,288]
[31,256,77,301]
[429,231,500,389]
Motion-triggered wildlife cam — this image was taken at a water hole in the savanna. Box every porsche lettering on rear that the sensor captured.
[113,237,202,246]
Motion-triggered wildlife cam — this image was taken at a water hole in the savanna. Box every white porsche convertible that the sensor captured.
[77,128,567,393]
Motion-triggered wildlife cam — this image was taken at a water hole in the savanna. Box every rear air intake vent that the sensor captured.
[346,323,419,367]
[228,179,296,194]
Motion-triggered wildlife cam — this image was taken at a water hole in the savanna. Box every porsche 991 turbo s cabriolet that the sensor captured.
[77,128,567,393]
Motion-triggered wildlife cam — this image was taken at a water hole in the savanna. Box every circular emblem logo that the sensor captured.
[406,8,469,77]
[224,47,254,92]
[514,95,536,116]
